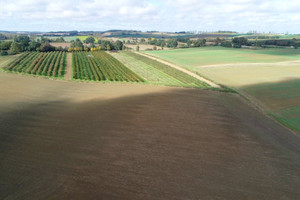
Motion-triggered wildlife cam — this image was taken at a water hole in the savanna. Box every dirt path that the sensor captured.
[64,53,72,80]
[135,51,220,88]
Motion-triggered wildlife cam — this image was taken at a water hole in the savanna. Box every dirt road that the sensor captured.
[136,51,220,88]
[64,53,72,80]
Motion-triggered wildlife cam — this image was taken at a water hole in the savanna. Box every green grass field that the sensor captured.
[144,47,300,133]
[145,47,300,68]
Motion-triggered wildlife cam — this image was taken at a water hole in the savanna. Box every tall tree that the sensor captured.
[114,40,123,50]
[10,42,21,54]
[83,36,95,44]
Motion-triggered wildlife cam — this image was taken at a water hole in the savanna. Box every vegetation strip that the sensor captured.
[4,51,66,78]
[72,51,144,82]
[137,51,220,88]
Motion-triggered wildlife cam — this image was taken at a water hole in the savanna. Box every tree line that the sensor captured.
[0,35,61,55]
[68,37,125,52]
[221,37,300,48]
[0,35,127,55]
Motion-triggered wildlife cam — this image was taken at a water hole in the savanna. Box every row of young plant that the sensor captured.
[72,51,143,82]
[123,51,209,88]
[5,51,66,77]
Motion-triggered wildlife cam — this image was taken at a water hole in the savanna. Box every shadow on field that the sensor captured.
[0,89,300,200]
[241,78,300,133]
[241,78,300,109]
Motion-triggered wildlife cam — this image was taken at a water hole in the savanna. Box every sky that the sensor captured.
[0,0,300,33]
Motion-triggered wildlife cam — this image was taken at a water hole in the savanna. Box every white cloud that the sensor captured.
[0,0,299,32]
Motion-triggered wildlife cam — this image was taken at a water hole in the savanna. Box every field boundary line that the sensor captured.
[197,60,300,68]
[234,88,300,137]
[135,51,220,88]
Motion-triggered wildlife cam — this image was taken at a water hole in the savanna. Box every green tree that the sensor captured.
[101,40,113,51]
[221,41,232,48]
[83,36,95,44]
[70,38,84,50]
[0,41,12,50]
[10,42,21,54]
[1,50,8,56]
[232,37,248,48]
[27,41,41,51]
[166,39,178,48]
[114,40,123,50]
[14,35,30,51]
[55,37,65,42]
[39,42,56,52]
[193,39,205,47]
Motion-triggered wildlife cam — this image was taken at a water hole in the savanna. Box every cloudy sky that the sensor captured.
[0,0,299,33]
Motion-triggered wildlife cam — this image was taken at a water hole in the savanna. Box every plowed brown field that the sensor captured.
[0,72,299,200]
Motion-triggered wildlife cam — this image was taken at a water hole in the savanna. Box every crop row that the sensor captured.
[72,51,144,82]
[122,51,209,87]
[110,51,184,87]
[5,51,66,77]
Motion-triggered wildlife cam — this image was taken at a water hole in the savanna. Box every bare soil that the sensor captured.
[64,53,72,80]
[0,72,299,200]
[50,42,71,48]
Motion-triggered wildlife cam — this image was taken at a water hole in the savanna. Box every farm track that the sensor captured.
[65,53,72,80]
[0,72,299,199]
[137,51,220,88]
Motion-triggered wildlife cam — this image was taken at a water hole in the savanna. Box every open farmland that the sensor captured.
[146,47,300,133]
[0,71,300,199]
[197,62,300,133]
[4,51,66,77]
[112,51,210,88]
[145,47,300,69]
[110,51,186,86]
[72,51,144,82]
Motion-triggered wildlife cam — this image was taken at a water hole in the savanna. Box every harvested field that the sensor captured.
[50,42,71,48]
[125,44,167,50]
[145,47,300,133]
[0,72,300,200]
[197,63,300,133]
